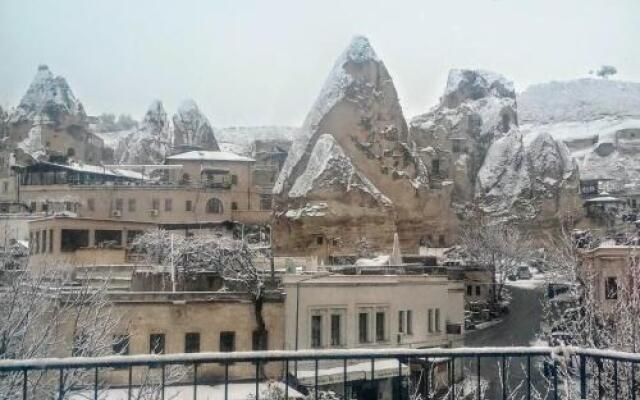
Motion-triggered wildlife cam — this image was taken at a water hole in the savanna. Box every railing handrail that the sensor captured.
[2,346,639,372]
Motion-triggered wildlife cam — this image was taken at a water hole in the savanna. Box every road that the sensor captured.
[463,283,546,398]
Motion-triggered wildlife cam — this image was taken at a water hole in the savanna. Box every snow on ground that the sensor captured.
[505,271,546,290]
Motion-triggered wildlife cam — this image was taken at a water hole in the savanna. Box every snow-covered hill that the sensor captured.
[519,79,640,182]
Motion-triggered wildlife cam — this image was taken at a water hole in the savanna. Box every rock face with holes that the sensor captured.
[410,69,580,232]
[273,36,457,260]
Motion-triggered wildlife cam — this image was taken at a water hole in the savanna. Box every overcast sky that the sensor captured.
[1,0,639,126]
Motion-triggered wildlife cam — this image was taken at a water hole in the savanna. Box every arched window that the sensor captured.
[206,198,223,214]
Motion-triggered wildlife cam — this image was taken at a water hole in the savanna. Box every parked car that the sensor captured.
[517,266,532,280]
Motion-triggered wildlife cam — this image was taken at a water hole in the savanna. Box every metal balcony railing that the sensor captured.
[1,346,639,400]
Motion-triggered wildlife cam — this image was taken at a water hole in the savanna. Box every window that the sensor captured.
[438,235,445,247]
[206,198,223,214]
[185,332,200,353]
[128,199,136,212]
[114,198,123,211]
[34,231,40,254]
[87,198,95,212]
[220,331,235,352]
[435,309,441,332]
[164,198,172,212]
[398,311,405,333]
[231,174,238,185]
[406,310,413,335]
[252,330,268,351]
[152,198,160,211]
[113,335,130,355]
[126,230,144,246]
[376,312,385,342]
[182,173,191,184]
[95,230,122,247]
[42,203,48,213]
[311,315,322,348]
[431,159,440,175]
[29,201,36,213]
[231,201,238,211]
[359,313,369,343]
[2,181,8,193]
[316,235,324,245]
[331,314,341,346]
[476,286,481,296]
[185,200,193,212]
[467,285,473,296]
[149,334,165,354]
[605,277,618,300]
[428,309,433,333]
[260,194,272,210]
[49,229,54,253]
[41,230,47,253]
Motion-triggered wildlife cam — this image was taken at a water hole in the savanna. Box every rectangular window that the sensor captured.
[398,310,405,333]
[231,174,238,185]
[149,333,165,354]
[428,309,433,333]
[49,229,54,253]
[435,309,441,332]
[359,313,369,343]
[152,198,160,211]
[114,198,123,211]
[252,330,268,351]
[476,286,481,296]
[331,314,341,346]
[87,198,95,212]
[34,231,40,254]
[185,200,193,212]
[185,332,200,353]
[164,198,172,212]
[406,310,413,335]
[128,198,136,212]
[311,315,322,348]
[220,331,235,352]
[375,312,385,342]
[605,277,618,300]
[113,335,130,355]
[467,286,473,296]
[431,159,440,175]
[95,230,122,247]
[41,230,47,253]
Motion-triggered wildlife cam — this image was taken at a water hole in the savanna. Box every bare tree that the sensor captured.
[459,220,533,303]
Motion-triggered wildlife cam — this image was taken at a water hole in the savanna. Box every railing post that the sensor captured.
[285,360,289,400]
[161,364,165,400]
[614,360,619,400]
[58,368,64,400]
[128,365,133,400]
[632,362,637,400]
[224,363,229,400]
[476,355,481,400]
[527,355,531,400]
[22,369,27,400]
[451,357,456,400]
[425,358,431,400]
[314,359,319,400]
[94,367,99,400]
[553,359,558,400]
[580,354,587,399]
[344,359,348,400]
[502,355,507,400]
[193,363,198,400]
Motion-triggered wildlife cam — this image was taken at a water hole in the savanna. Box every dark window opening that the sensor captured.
[231,174,238,185]
[206,198,223,214]
[260,194,272,210]
[438,235,446,247]
[375,312,385,342]
[95,230,122,248]
[185,332,200,353]
[467,285,473,296]
[49,229,54,253]
[126,230,144,246]
[406,310,412,335]
[220,331,235,352]
[252,330,268,351]
[41,230,47,253]
[605,277,618,300]
[61,229,89,252]
[149,333,165,354]
[231,202,238,211]
[316,235,324,245]
[431,159,440,175]
[185,200,193,212]
[398,311,404,333]
[476,286,481,296]
[311,315,322,348]
[359,313,369,343]
[331,314,341,346]
[113,335,130,355]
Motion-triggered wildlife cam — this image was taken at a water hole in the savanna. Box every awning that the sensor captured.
[296,359,409,386]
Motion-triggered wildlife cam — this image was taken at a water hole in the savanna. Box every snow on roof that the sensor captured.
[167,150,254,162]
[296,359,408,385]
[584,196,625,203]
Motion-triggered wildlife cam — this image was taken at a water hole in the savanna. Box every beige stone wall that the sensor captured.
[284,274,464,351]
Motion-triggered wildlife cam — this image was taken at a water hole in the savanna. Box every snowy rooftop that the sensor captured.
[167,150,255,162]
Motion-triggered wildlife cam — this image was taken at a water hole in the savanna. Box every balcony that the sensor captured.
[0,346,638,399]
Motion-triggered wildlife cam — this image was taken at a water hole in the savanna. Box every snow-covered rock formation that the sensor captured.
[411,69,579,222]
[172,99,219,151]
[274,36,456,258]
[4,65,104,164]
[115,100,173,164]
[519,78,640,183]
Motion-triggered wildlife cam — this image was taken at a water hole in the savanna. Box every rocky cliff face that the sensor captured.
[411,69,579,223]
[172,99,219,151]
[274,36,456,258]
[116,100,173,164]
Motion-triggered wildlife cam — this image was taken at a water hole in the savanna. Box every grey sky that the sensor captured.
[1,0,639,126]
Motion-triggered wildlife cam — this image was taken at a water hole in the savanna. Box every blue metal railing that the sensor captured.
[1,346,639,399]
